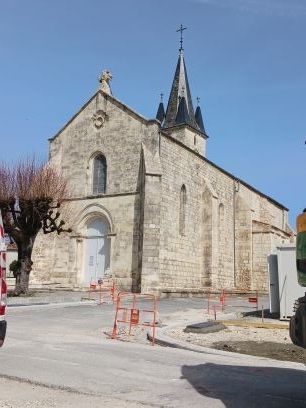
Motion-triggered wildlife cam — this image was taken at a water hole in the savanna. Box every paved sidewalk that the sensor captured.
[7,288,90,306]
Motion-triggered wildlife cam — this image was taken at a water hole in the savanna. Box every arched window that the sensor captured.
[93,154,107,194]
[179,184,187,236]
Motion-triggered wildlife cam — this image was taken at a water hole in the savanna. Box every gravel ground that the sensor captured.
[88,306,306,364]
[164,313,306,364]
[167,321,292,346]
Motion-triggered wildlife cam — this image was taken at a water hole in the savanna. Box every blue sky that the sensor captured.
[0,0,305,227]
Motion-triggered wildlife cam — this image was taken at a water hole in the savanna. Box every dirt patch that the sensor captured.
[212,340,306,364]
[166,309,306,364]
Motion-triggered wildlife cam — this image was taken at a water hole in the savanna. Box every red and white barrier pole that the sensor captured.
[0,210,7,321]
[219,289,226,312]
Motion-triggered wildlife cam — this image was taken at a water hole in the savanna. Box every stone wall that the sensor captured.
[153,132,293,294]
[32,91,160,290]
[49,92,159,198]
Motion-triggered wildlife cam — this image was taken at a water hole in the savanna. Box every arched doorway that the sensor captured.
[83,218,110,284]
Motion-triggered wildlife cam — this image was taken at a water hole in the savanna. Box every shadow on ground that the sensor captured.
[182,363,306,407]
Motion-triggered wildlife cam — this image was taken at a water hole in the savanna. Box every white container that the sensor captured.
[268,244,305,320]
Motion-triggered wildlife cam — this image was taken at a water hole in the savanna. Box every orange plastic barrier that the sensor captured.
[248,290,259,311]
[206,288,260,317]
[88,277,116,304]
[206,289,226,315]
[111,292,157,345]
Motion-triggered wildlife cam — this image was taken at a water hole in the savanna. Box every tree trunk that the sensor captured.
[14,236,35,295]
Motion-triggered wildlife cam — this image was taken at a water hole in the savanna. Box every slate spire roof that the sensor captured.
[195,99,206,134]
[162,48,196,129]
[156,46,207,137]
[155,93,166,124]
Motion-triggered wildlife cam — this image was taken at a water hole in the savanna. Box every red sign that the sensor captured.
[249,297,258,303]
[130,308,139,324]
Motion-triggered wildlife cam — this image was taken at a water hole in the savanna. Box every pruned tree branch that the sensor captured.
[0,156,71,294]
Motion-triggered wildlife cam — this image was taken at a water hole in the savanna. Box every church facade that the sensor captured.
[32,46,293,295]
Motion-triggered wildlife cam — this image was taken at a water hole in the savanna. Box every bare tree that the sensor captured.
[0,157,70,295]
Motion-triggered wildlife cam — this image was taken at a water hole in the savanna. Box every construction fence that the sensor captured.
[111,292,157,345]
[87,277,116,304]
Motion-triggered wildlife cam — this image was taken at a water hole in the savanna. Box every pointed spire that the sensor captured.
[155,26,208,138]
[163,49,198,129]
[195,97,206,134]
[175,94,191,125]
[161,25,208,134]
[156,93,165,124]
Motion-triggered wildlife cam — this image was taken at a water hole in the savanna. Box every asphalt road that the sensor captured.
[1,295,306,407]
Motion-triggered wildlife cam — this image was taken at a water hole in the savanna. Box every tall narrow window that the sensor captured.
[179,184,187,236]
[93,154,107,194]
[219,203,224,223]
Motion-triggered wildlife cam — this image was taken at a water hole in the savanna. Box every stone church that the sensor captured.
[32,41,293,295]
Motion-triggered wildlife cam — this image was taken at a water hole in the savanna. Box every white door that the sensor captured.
[83,218,110,284]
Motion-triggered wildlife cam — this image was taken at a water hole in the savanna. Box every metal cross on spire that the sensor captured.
[176,24,187,51]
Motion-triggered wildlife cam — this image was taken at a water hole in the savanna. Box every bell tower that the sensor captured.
[155,25,208,156]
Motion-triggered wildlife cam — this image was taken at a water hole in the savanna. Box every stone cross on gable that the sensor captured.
[98,69,113,95]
